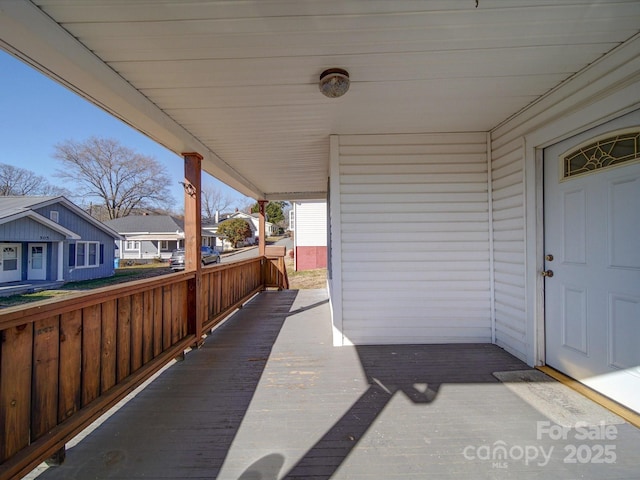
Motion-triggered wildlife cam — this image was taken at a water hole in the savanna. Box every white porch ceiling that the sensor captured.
[1,0,639,200]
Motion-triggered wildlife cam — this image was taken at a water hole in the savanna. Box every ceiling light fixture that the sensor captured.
[319,68,350,98]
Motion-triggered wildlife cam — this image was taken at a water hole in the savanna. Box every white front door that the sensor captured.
[544,114,640,413]
[0,243,22,283]
[28,243,47,280]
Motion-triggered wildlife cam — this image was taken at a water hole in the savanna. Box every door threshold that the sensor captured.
[537,365,640,429]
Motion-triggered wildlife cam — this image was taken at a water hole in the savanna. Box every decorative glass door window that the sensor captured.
[563,130,640,179]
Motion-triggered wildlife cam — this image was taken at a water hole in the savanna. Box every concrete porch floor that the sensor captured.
[26,289,640,479]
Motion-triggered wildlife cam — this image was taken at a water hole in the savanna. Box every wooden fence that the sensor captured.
[264,245,290,290]
[0,256,286,479]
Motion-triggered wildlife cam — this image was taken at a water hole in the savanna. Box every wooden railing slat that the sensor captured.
[142,291,154,365]
[81,305,101,406]
[131,293,144,373]
[170,284,180,344]
[0,324,33,462]
[31,315,60,441]
[100,300,117,393]
[152,287,163,358]
[116,298,131,383]
[162,285,172,351]
[58,310,82,422]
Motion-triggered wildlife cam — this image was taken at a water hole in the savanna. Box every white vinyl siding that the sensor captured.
[335,133,491,345]
[490,137,527,360]
[295,201,327,247]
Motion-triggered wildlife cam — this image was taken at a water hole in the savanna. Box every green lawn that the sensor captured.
[62,265,172,289]
[0,289,75,307]
[0,265,173,308]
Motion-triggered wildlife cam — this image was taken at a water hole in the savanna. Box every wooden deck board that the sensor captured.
[26,290,640,479]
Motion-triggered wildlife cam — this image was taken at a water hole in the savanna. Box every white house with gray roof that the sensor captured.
[105,215,217,262]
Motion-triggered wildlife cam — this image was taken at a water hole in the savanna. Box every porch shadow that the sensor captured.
[281,344,527,479]
[237,340,637,480]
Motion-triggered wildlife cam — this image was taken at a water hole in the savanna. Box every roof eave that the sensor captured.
[0,210,81,240]
[0,1,265,200]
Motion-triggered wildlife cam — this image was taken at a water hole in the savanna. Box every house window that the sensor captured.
[2,246,18,271]
[50,211,59,223]
[563,130,640,179]
[76,241,100,267]
[160,240,169,250]
[125,241,140,250]
[88,243,97,265]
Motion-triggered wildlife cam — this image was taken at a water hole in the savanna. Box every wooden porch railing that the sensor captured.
[0,255,287,480]
[264,245,290,290]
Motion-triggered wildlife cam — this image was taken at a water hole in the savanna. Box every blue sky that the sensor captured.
[0,50,251,212]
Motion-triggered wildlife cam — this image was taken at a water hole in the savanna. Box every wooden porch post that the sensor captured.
[183,152,204,347]
[258,200,267,257]
[57,241,64,281]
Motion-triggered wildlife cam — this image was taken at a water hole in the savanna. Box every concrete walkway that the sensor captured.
[26,289,640,479]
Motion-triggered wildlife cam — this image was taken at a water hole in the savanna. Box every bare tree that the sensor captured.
[0,163,69,196]
[201,183,234,222]
[53,137,173,219]
[237,197,257,214]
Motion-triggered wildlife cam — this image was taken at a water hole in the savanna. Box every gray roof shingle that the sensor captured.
[0,196,60,219]
[104,215,216,237]
[103,215,184,233]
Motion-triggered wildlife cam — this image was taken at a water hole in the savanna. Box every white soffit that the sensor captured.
[1,1,639,200]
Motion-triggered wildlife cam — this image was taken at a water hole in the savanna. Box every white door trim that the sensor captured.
[519,138,546,367]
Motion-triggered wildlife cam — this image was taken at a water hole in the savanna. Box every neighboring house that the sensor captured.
[104,215,217,261]
[0,196,120,284]
[201,222,238,251]
[291,201,327,271]
[224,211,278,238]
[254,212,279,236]
[204,210,277,249]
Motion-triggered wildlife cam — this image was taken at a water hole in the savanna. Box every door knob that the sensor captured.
[545,254,554,261]
[541,270,554,278]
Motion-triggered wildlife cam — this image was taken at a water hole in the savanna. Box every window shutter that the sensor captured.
[100,244,104,265]
[69,243,75,266]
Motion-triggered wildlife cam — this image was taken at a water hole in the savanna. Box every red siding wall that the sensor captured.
[295,246,327,271]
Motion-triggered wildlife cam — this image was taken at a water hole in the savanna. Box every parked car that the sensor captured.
[170,246,221,271]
